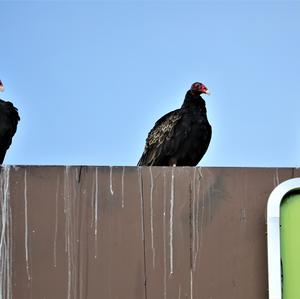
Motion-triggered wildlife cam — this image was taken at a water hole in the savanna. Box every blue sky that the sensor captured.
[1,0,299,167]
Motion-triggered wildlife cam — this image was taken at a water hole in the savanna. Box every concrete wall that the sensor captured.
[0,166,299,299]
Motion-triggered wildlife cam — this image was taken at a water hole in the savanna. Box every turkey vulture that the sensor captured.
[0,80,20,164]
[138,82,211,166]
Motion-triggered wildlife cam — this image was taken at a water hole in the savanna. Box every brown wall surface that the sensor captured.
[0,166,298,299]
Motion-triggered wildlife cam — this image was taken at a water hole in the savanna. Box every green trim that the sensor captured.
[280,192,300,299]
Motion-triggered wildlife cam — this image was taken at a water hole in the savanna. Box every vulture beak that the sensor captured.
[205,89,210,95]
[0,80,4,92]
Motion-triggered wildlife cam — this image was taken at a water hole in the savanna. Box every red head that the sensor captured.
[0,80,4,92]
[190,82,210,95]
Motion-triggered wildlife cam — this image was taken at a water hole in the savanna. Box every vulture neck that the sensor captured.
[181,90,206,112]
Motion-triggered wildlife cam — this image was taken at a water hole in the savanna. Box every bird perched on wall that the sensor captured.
[138,82,212,166]
[0,80,20,164]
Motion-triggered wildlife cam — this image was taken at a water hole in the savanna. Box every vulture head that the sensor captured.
[190,82,210,96]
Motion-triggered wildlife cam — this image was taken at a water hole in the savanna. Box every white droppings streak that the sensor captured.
[109,166,114,195]
[193,168,202,270]
[178,285,181,299]
[0,166,12,299]
[63,167,79,299]
[198,166,203,178]
[198,188,205,260]
[149,167,156,269]
[194,179,200,269]
[138,167,144,241]
[90,174,95,230]
[64,166,72,299]
[169,167,175,276]
[94,167,98,258]
[64,168,68,252]
[276,168,280,185]
[163,170,167,299]
[53,175,60,267]
[121,167,125,208]
[274,168,280,187]
[24,170,31,281]
[190,269,193,299]
[192,168,196,269]
[241,173,248,223]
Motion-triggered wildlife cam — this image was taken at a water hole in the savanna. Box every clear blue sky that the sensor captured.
[1,0,299,167]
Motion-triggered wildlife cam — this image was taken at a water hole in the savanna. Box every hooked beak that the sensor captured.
[0,80,4,92]
[199,84,210,95]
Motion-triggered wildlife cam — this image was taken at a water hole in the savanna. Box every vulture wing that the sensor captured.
[138,109,191,166]
[0,100,20,164]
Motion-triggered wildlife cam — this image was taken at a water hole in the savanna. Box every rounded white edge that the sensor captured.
[267,178,300,299]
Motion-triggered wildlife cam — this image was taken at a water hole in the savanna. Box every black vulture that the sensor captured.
[138,82,211,166]
[0,80,20,164]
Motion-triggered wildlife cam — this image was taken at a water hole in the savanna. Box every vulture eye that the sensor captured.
[192,83,201,90]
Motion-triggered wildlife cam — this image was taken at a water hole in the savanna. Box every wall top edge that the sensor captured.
[0,165,298,170]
